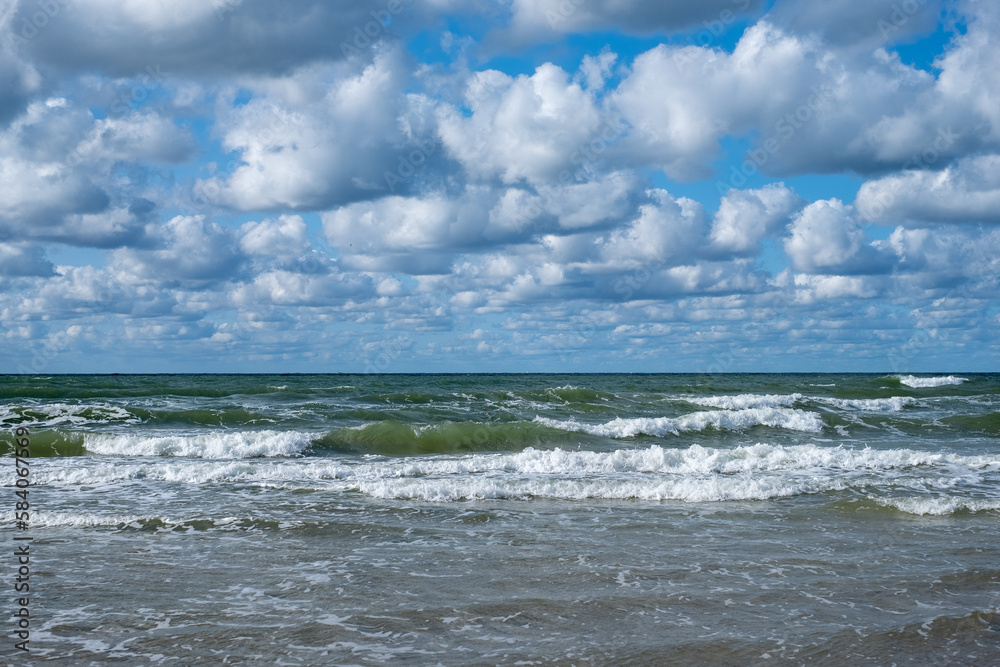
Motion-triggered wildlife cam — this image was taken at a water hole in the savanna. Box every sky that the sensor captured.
[1,0,998,373]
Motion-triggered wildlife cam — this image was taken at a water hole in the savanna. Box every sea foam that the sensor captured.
[535,407,824,437]
[818,396,917,412]
[873,496,1000,515]
[897,375,968,388]
[685,393,802,410]
[83,430,314,458]
[30,444,1000,512]
[0,403,140,428]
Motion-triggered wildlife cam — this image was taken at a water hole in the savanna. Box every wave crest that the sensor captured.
[896,375,968,388]
[83,430,313,458]
[535,407,824,437]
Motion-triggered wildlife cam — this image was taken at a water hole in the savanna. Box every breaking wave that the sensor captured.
[535,407,824,437]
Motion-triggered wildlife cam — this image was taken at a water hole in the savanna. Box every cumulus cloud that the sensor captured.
[784,199,887,274]
[856,155,1000,224]
[0,242,52,276]
[12,0,415,77]
[507,0,764,37]
[710,184,802,255]
[768,0,944,48]
[232,269,373,308]
[112,215,243,285]
[607,13,995,179]
[322,191,489,273]
[240,215,310,258]
[437,62,602,184]
[598,190,708,269]
[0,3,41,127]
[1,0,998,371]
[74,113,196,164]
[201,51,414,210]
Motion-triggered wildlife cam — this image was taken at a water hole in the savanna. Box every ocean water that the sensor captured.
[2,373,999,664]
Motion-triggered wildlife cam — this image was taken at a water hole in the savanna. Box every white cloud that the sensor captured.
[232,269,373,307]
[437,63,602,184]
[784,199,885,274]
[507,0,763,37]
[13,0,412,77]
[0,242,52,276]
[1,0,998,371]
[856,155,1000,224]
[578,50,617,90]
[112,215,243,284]
[240,215,310,258]
[203,51,412,210]
[598,190,708,269]
[792,274,879,304]
[710,183,801,254]
[75,112,195,164]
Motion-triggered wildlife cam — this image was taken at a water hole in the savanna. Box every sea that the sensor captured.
[2,373,999,665]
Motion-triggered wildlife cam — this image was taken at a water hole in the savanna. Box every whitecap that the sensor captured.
[817,396,917,412]
[83,430,314,458]
[535,407,824,437]
[684,393,803,410]
[896,375,968,388]
[873,496,1000,515]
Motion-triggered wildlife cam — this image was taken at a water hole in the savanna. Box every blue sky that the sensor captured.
[1,0,998,373]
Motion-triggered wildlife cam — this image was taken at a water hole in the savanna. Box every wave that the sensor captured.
[129,407,279,427]
[12,511,310,532]
[315,420,578,456]
[941,412,1000,435]
[31,444,999,512]
[63,421,580,459]
[531,385,618,403]
[82,430,314,458]
[873,496,1000,515]
[15,511,154,527]
[817,396,917,412]
[0,429,86,456]
[535,407,824,438]
[684,393,802,410]
[895,375,968,388]
[0,403,140,428]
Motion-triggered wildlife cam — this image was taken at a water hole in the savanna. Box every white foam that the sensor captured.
[873,496,1000,515]
[536,407,824,437]
[686,393,802,410]
[818,396,917,412]
[29,443,1000,507]
[896,375,968,388]
[83,430,314,458]
[355,474,831,503]
[18,511,152,527]
[0,403,140,428]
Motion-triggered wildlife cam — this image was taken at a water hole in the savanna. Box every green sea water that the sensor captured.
[2,373,999,663]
